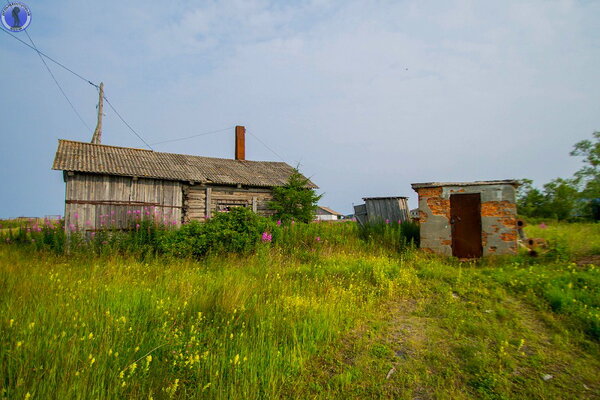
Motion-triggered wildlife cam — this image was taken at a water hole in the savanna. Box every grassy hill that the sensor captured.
[0,222,598,399]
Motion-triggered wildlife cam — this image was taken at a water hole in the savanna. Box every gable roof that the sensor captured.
[52,140,317,188]
[317,206,343,215]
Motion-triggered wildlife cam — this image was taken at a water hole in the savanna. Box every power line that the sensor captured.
[23,30,92,132]
[151,126,235,146]
[247,131,287,163]
[1,28,98,88]
[3,21,229,152]
[102,95,154,150]
[3,26,155,150]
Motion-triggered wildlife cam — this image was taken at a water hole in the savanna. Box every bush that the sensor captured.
[160,207,275,258]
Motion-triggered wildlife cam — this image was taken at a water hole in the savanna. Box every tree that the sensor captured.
[542,178,579,220]
[517,179,548,218]
[570,131,600,218]
[269,168,322,224]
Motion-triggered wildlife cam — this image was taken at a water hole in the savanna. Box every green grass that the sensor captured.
[1,222,599,399]
[525,222,600,257]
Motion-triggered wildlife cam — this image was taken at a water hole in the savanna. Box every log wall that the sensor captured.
[183,184,274,222]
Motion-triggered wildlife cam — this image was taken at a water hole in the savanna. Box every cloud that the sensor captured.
[0,0,598,217]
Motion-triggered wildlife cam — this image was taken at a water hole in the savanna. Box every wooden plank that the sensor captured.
[205,187,212,218]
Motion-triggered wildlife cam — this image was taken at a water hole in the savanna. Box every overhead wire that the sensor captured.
[151,126,235,146]
[22,29,92,132]
[3,24,155,149]
[247,131,287,163]
[102,95,154,150]
[1,28,98,88]
[3,20,284,155]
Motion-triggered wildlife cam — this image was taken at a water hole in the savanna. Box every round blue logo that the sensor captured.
[1,2,31,32]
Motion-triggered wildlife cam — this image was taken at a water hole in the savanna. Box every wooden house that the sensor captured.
[315,206,343,221]
[52,126,317,231]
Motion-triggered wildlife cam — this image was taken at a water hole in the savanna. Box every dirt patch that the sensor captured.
[575,255,600,266]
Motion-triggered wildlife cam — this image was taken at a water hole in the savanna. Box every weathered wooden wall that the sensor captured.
[64,172,182,231]
[364,198,410,223]
[183,184,274,222]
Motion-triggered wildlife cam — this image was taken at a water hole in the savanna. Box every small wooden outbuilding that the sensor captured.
[411,180,519,258]
[52,127,316,231]
[353,196,410,225]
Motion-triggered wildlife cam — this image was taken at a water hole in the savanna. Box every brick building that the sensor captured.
[411,180,519,258]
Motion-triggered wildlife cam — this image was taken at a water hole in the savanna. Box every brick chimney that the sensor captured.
[235,125,245,160]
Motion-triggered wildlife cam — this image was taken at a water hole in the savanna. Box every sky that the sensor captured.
[1,0,599,218]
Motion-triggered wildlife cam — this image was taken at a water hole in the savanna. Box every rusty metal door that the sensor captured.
[450,193,482,258]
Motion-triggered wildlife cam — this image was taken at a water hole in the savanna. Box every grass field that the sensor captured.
[1,222,598,399]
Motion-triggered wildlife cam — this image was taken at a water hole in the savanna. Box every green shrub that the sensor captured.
[160,207,276,258]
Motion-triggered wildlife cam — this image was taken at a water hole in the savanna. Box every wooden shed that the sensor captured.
[353,196,410,225]
[411,180,519,258]
[52,127,317,231]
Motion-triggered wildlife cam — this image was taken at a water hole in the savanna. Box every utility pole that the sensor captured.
[91,82,104,144]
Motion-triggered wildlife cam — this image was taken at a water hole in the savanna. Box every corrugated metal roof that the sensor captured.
[411,180,519,189]
[52,140,317,188]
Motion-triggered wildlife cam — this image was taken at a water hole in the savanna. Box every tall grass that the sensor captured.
[0,244,414,399]
[0,220,598,398]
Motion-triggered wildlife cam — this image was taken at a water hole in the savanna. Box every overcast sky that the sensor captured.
[1,0,599,218]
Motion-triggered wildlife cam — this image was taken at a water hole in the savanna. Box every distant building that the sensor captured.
[315,206,343,221]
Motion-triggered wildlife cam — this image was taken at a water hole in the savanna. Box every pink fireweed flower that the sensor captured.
[276,220,282,226]
[86,220,92,226]
[91,232,96,238]
[127,210,132,215]
[136,224,140,230]
[261,232,272,243]
[74,212,79,219]
[69,224,76,231]
[291,220,295,225]
[385,219,390,224]
[539,223,547,229]
[315,236,321,242]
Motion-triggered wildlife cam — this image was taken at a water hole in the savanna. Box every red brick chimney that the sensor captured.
[235,125,245,161]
